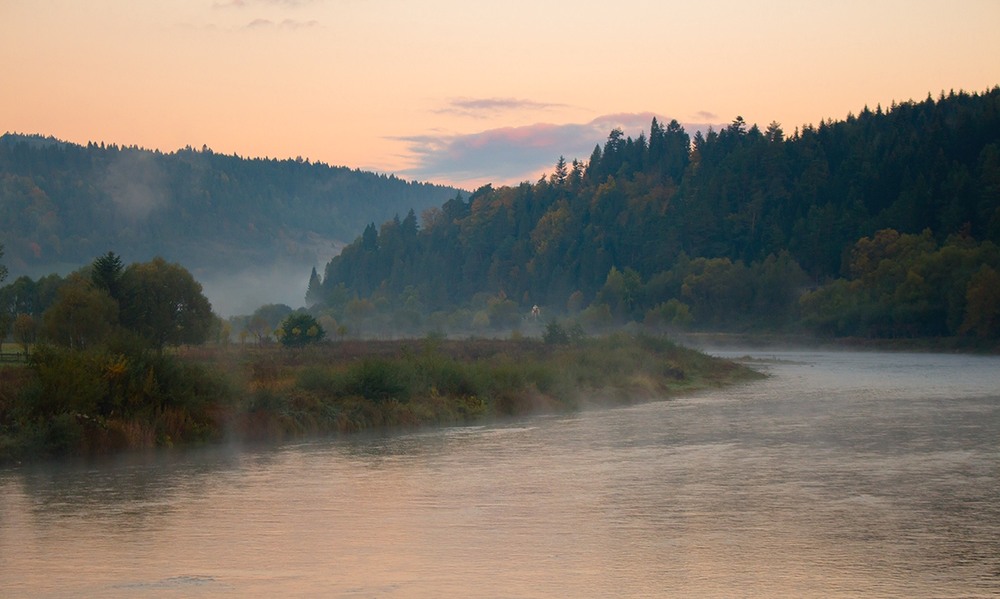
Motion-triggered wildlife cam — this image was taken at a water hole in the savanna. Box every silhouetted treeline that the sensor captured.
[0,135,460,274]
[316,88,1000,339]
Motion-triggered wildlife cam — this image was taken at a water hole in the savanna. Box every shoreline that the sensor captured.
[0,334,764,465]
[673,331,1000,355]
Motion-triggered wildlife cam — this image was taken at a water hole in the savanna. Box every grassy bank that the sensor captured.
[0,335,763,464]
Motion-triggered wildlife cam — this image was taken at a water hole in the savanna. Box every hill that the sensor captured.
[313,88,1000,341]
[0,135,461,313]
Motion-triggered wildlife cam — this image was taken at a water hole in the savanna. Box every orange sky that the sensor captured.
[3,0,999,189]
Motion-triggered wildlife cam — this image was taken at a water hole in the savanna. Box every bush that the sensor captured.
[543,320,570,345]
[278,312,326,347]
[23,345,106,419]
[345,359,411,403]
[412,353,482,397]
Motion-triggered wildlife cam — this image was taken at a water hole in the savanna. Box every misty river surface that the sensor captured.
[2,350,999,598]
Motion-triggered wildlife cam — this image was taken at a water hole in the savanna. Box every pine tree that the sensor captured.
[90,251,124,302]
[0,243,7,286]
[552,156,568,186]
[306,267,322,306]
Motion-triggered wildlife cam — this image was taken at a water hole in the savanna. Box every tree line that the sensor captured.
[0,249,329,351]
[313,88,1000,340]
[0,250,216,353]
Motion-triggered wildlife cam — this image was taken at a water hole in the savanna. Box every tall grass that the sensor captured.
[0,335,762,462]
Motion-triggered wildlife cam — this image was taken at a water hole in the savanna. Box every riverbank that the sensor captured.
[0,334,763,464]
[674,331,1000,354]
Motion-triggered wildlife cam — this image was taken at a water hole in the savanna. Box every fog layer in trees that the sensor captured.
[0,137,461,277]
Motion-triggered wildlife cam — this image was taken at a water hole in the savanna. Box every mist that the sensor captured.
[102,151,169,223]
[197,260,314,317]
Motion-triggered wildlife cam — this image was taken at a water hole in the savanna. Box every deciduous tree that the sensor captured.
[119,257,214,350]
[12,313,36,354]
[41,274,118,350]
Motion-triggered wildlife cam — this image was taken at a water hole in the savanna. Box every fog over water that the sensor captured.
[1,349,998,598]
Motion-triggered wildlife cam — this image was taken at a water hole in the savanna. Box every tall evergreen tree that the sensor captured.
[306,267,322,306]
[90,251,124,303]
[0,243,7,286]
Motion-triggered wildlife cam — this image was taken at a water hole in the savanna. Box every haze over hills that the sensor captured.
[0,134,461,314]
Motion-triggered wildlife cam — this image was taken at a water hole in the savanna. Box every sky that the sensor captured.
[3,0,999,190]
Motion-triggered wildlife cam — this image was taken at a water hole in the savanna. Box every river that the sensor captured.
[1,349,998,598]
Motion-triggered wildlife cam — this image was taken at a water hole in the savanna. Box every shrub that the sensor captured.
[278,312,326,347]
[345,359,411,403]
[23,345,106,419]
[543,320,570,345]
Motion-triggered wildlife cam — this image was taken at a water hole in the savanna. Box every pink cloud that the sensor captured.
[393,113,720,188]
[244,17,318,29]
[435,97,571,119]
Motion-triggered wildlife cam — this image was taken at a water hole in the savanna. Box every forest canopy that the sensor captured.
[0,136,460,278]
[312,88,1000,341]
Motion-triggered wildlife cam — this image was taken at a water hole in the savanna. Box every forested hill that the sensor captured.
[316,88,1000,339]
[0,135,460,280]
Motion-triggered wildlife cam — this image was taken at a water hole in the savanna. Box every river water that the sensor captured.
[1,349,998,598]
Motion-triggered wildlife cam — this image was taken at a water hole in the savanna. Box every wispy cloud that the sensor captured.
[694,110,718,121]
[214,0,320,8]
[207,0,324,30]
[394,113,720,188]
[245,18,319,29]
[435,97,571,119]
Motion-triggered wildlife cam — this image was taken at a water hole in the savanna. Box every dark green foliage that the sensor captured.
[90,251,124,301]
[316,88,1000,339]
[345,359,411,403]
[410,353,481,397]
[0,272,65,323]
[117,258,214,349]
[799,230,1000,338]
[4,255,214,351]
[0,244,7,336]
[543,321,570,345]
[962,265,1000,338]
[278,312,325,347]
[22,344,230,421]
[22,345,107,418]
[305,267,322,307]
[0,242,7,286]
[41,274,119,349]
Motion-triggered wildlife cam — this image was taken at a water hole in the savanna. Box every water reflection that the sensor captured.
[1,349,999,598]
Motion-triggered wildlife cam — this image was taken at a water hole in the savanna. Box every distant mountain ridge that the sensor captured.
[0,134,461,312]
